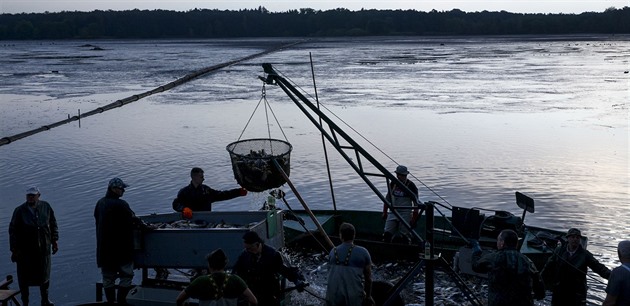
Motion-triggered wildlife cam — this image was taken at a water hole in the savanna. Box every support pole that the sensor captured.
[272,159,336,251]
[426,201,435,306]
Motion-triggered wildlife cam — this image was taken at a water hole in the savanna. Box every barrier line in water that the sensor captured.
[0,40,306,147]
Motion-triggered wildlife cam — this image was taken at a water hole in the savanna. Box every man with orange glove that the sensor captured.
[382,165,421,243]
[172,167,248,219]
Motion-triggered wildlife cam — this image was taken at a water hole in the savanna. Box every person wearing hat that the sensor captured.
[172,167,248,219]
[603,240,630,306]
[541,227,611,306]
[382,165,421,243]
[9,186,59,306]
[233,231,305,306]
[94,177,144,305]
[176,248,257,306]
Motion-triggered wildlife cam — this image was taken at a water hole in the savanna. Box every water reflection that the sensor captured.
[0,36,628,305]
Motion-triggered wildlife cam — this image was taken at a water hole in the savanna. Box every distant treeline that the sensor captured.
[0,6,628,40]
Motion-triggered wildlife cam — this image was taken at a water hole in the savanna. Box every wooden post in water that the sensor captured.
[426,201,435,306]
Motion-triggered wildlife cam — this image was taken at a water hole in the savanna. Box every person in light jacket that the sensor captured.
[382,165,420,243]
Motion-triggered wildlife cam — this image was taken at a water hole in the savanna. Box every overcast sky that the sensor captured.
[1,0,627,14]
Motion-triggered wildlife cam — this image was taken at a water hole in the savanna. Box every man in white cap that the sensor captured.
[381,165,420,243]
[94,177,143,305]
[9,186,58,306]
[603,240,630,306]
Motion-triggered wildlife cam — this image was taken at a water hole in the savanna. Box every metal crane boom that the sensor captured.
[261,63,426,244]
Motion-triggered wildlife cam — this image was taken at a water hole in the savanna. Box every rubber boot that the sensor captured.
[20,285,29,306]
[117,286,131,305]
[40,281,54,306]
[104,287,116,304]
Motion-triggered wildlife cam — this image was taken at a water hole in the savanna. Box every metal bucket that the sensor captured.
[226,138,292,192]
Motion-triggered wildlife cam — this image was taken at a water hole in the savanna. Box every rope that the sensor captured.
[0,40,306,147]
[237,83,289,143]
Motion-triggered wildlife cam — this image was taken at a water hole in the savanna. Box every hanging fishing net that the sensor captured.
[226,138,292,192]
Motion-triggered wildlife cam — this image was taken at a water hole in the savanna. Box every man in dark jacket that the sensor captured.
[542,228,611,306]
[233,231,305,306]
[9,186,58,306]
[94,177,143,305]
[172,167,247,218]
[472,229,545,306]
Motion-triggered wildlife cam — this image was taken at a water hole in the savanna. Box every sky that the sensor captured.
[1,0,628,14]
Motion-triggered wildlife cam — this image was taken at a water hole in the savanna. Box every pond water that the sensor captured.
[0,35,628,305]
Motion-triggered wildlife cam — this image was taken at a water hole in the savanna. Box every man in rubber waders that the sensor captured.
[326,222,375,306]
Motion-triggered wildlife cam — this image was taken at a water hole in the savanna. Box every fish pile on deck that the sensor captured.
[146,220,254,229]
[281,249,555,306]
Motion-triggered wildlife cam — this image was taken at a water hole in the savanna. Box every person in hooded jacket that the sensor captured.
[232,231,305,306]
[542,228,610,306]
[471,229,545,306]
[94,177,145,305]
[9,186,58,306]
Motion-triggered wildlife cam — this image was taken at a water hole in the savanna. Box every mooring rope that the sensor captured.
[0,40,306,147]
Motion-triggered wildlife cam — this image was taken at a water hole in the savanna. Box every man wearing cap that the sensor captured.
[603,240,630,306]
[542,227,611,306]
[9,186,58,306]
[382,165,421,243]
[172,167,247,219]
[94,177,144,305]
[176,248,257,306]
[233,231,305,306]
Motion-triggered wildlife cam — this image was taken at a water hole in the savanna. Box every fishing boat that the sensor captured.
[81,63,583,306]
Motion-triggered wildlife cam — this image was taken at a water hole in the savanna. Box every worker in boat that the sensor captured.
[541,228,610,306]
[176,248,258,306]
[172,167,247,219]
[382,165,420,243]
[9,186,58,306]
[233,231,306,306]
[326,222,375,306]
[603,240,630,306]
[471,229,545,306]
[94,177,146,305]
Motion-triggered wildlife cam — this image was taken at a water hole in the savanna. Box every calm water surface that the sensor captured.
[0,36,628,305]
